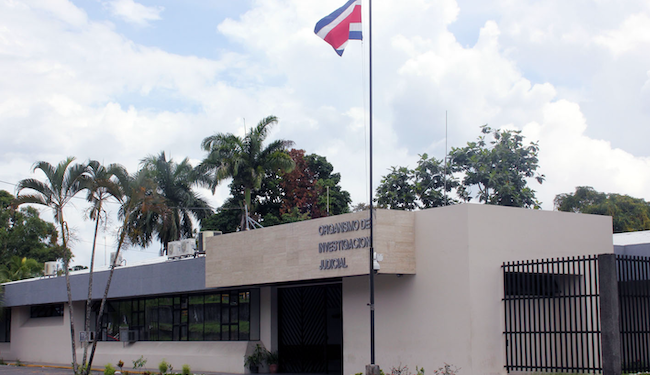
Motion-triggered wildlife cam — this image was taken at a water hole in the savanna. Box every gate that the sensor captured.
[502,256,602,372]
[278,283,343,374]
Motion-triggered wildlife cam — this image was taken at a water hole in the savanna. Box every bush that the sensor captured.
[158,359,173,374]
[182,364,191,375]
[105,363,116,375]
[133,356,148,370]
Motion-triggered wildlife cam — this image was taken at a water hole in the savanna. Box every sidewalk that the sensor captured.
[0,364,250,375]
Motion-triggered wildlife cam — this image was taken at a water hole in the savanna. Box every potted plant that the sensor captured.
[244,344,265,373]
[266,351,279,374]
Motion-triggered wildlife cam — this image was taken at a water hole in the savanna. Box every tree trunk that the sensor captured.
[60,215,77,374]
[85,215,128,375]
[81,203,102,368]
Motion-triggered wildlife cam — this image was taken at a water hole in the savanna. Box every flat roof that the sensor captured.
[3,256,207,307]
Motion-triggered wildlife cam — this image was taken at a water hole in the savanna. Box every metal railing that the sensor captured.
[502,256,602,373]
[617,255,650,373]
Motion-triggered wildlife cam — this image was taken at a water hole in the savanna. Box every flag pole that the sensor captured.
[367,0,376,369]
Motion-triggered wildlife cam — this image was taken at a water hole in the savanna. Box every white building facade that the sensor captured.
[0,204,614,375]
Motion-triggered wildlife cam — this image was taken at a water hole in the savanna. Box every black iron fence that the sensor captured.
[502,256,602,373]
[503,254,650,374]
[617,255,650,373]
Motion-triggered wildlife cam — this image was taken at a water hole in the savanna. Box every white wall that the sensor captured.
[342,204,612,375]
[4,301,251,373]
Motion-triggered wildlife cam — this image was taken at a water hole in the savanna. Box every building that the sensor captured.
[0,204,615,374]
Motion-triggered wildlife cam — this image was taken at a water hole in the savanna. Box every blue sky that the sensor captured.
[1,0,650,266]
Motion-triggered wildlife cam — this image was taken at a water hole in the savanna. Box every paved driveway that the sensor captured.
[0,365,94,375]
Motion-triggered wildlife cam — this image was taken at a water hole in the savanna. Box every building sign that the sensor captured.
[318,218,370,271]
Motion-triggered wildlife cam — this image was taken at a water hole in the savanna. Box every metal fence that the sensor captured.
[502,256,602,373]
[617,255,650,373]
[503,255,650,374]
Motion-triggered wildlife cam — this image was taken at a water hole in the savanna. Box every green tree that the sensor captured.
[0,256,42,283]
[79,160,127,367]
[0,190,60,263]
[450,125,544,208]
[15,157,86,373]
[198,116,295,226]
[305,153,351,216]
[414,153,458,208]
[555,186,650,233]
[131,152,212,255]
[201,150,351,233]
[376,166,418,210]
[375,154,457,210]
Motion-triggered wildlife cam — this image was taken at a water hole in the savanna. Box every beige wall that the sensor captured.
[206,210,415,288]
[3,204,613,375]
[2,301,255,373]
[342,204,612,375]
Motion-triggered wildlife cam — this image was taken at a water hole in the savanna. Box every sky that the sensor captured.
[1,0,649,267]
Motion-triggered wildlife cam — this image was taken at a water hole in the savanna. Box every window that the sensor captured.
[94,289,259,342]
[30,304,64,318]
[0,308,10,342]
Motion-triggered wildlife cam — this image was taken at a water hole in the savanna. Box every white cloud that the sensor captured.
[105,0,164,27]
[2,0,650,267]
[594,13,650,56]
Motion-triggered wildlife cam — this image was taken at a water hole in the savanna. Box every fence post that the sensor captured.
[598,253,622,375]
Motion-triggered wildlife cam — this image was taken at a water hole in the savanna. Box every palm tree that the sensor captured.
[198,116,295,226]
[15,157,86,373]
[79,160,127,368]
[86,170,146,374]
[131,152,212,255]
[0,256,42,282]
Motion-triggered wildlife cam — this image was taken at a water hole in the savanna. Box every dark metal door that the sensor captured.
[278,284,342,374]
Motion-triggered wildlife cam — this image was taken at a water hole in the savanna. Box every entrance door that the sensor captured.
[278,283,343,374]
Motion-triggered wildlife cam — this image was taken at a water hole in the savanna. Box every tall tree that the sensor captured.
[86,170,149,374]
[0,256,42,283]
[79,160,127,368]
[375,154,457,210]
[201,149,351,233]
[15,157,86,373]
[450,125,544,208]
[376,166,418,210]
[413,153,458,208]
[0,190,60,263]
[555,186,650,233]
[198,116,294,226]
[305,153,351,216]
[131,152,212,255]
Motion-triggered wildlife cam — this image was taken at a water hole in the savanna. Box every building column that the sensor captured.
[598,253,622,375]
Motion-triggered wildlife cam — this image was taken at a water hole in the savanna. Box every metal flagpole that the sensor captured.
[367,0,376,369]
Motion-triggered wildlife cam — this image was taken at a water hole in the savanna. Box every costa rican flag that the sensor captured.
[314,0,362,56]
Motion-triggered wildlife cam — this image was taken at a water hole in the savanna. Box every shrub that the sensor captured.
[158,359,173,374]
[133,356,148,370]
[432,364,459,375]
[105,363,116,375]
[182,364,191,375]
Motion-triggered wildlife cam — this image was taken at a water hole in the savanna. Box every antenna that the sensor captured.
[444,110,448,205]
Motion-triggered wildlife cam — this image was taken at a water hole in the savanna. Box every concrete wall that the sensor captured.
[205,210,415,288]
[1,299,258,373]
[1,302,85,365]
[342,204,613,375]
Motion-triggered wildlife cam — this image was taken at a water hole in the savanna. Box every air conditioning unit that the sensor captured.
[167,241,182,258]
[168,239,196,259]
[181,238,196,254]
[44,261,58,276]
[198,231,222,252]
[110,252,123,266]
